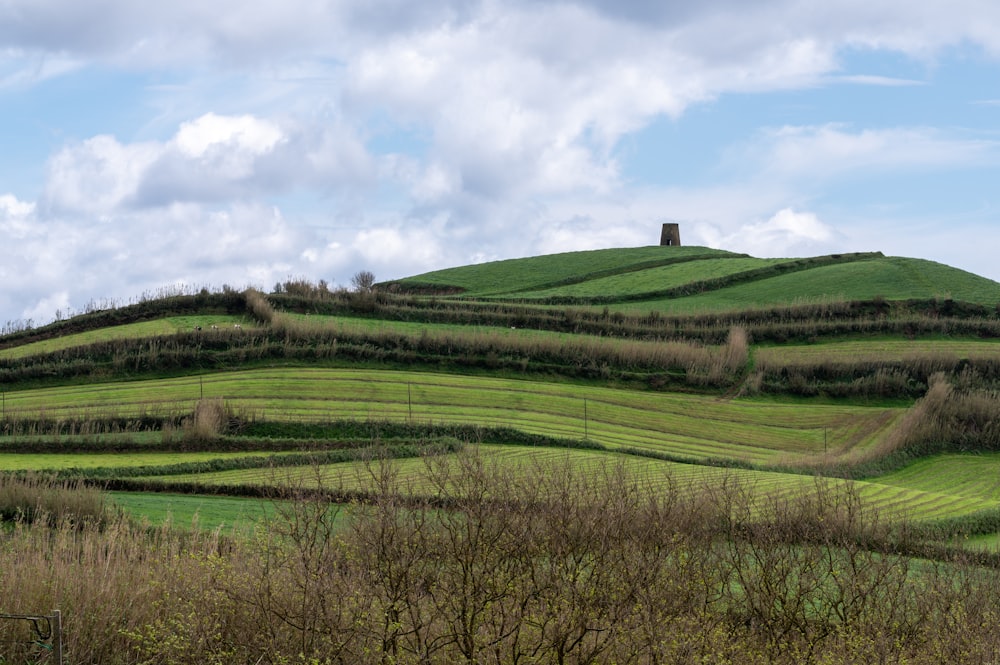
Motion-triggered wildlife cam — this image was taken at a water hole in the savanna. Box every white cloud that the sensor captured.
[723,208,835,256]
[42,135,160,215]
[0,194,35,238]
[173,113,284,164]
[41,112,374,213]
[23,291,71,324]
[5,0,1000,323]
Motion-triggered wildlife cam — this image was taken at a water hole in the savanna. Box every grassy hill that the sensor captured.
[387,245,743,295]
[387,247,1000,311]
[0,246,999,523]
[6,247,1000,662]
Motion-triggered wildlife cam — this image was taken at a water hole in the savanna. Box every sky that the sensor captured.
[2,0,1000,324]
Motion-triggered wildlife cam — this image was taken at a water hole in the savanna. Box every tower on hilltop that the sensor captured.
[660,223,681,247]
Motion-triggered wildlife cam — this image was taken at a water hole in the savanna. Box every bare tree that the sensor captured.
[351,270,376,293]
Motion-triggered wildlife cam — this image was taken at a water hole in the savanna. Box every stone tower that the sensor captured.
[660,223,681,247]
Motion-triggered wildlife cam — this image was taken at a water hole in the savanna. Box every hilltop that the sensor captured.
[387,246,1000,310]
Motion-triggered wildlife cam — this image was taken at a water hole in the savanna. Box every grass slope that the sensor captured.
[0,315,250,359]
[5,246,1000,546]
[147,444,1000,524]
[1,368,902,465]
[390,246,738,295]
[620,257,1000,312]
[514,257,791,299]
[110,491,277,530]
[757,338,1000,367]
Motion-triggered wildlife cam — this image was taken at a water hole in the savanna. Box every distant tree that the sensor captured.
[351,270,376,293]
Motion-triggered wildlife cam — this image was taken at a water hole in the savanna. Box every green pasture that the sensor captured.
[514,257,789,299]
[0,451,297,472]
[0,368,903,466]
[0,431,164,447]
[110,491,277,531]
[618,257,1000,313]
[756,338,1000,367]
[144,444,1000,525]
[0,315,251,359]
[394,246,737,295]
[874,454,1000,502]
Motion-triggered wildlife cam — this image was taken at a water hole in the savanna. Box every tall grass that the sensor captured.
[0,473,115,524]
[182,397,228,443]
[858,372,1000,470]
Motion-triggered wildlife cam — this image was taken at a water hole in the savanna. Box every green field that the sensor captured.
[620,257,1000,312]
[757,338,1000,367]
[110,491,277,530]
[514,257,791,299]
[4,245,1000,547]
[0,451,291,472]
[0,315,251,359]
[392,246,738,294]
[0,367,902,465]
[138,444,1000,524]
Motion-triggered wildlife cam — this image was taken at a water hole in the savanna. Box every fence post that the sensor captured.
[53,609,63,665]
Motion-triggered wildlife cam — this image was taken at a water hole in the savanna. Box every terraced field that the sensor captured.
[512,257,790,299]
[756,338,1000,367]
[4,245,1000,548]
[621,257,1000,312]
[0,368,901,465]
[110,491,279,530]
[876,454,1000,501]
[139,444,1000,524]
[393,246,739,294]
[0,451,290,472]
[0,315,250,359]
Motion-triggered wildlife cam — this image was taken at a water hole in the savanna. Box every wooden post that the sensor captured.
[53,610,63,665]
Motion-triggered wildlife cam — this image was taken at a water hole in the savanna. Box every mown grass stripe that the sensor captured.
[2,368,902,467]
[132,444,1000,524]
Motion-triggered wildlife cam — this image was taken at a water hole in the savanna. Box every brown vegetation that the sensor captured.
[864,371,1000,463]
[3,459,1000,663]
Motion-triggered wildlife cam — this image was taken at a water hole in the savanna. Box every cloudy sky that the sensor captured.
[2,0,1000,324]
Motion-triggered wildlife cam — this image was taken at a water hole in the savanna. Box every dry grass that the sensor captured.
[0,473,114,525]
[182,397,227,443]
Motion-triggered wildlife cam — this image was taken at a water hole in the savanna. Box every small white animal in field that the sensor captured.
[234,323,242,329]
[211,325,218,330]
